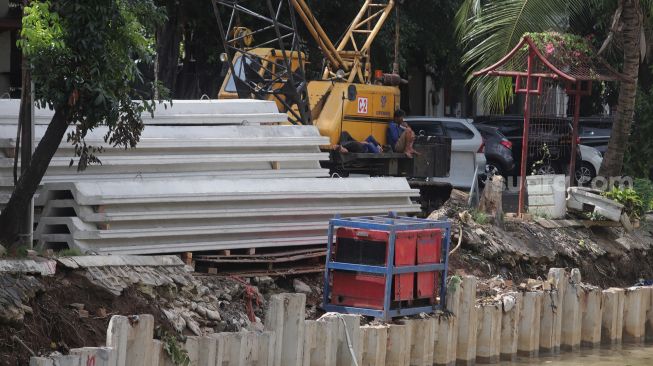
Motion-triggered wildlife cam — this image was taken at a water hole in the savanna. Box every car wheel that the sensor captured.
[575,162,596,186]
[535,163,556,175]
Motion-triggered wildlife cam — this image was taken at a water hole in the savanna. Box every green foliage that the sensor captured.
[57,248,82,257]
[18,0,167,170]
[624,86,653,178]
[158,331,190,366]
[585,211,607,221]
[17,1,66,54]
[12,245,31,258]
[470,209,489,224]
[634,178,653,212]
[530,143,551,175]
[602,187,646,220]
[523,31,594,67]
[455,0,588,112]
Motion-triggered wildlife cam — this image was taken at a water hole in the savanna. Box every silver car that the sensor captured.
[405,117,486,189]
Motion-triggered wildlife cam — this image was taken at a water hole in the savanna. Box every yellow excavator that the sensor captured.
[212,0,452,211]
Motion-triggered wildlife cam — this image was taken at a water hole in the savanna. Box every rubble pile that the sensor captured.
[57,256,269,336]
[433,190,653,287]
[0,274,44,325]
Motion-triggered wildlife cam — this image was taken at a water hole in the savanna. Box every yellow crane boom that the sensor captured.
[290,0,395,84]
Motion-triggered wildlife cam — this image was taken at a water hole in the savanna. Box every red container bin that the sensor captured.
[330,228,421,309]
[416,229,443,301]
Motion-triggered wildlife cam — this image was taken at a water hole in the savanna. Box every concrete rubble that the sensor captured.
[0,274,44,324]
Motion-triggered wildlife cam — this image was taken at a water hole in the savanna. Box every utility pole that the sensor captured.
[18,76,34,248]
[18,49,34,249]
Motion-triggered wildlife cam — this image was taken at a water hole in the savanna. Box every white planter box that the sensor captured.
[526,174,566,218]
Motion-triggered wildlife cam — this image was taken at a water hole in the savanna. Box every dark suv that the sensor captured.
[579,116,612,155]
[474,115,578,175]
[474,124,515,181]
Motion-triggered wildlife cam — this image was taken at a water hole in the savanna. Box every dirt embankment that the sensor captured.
[0,267,322,366]
[0,273,167,366]
[435,191,653,288]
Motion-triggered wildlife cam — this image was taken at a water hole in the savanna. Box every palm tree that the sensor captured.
[456,0,649,177]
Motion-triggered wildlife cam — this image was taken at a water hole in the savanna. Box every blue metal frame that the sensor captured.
[323,212,451,321]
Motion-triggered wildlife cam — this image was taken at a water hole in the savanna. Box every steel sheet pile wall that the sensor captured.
[35,177,419,254]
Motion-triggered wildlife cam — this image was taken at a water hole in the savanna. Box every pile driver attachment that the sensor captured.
[212,0,312,125]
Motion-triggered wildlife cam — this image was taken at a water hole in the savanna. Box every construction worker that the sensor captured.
[387,109,417,157]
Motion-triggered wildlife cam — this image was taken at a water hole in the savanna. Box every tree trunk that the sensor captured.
[479,175,504,222]
[155,0,182,95]
[0,108,69,248]
[599,0,641,177]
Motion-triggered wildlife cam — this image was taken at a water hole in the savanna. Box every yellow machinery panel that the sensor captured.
[309,81,400,145]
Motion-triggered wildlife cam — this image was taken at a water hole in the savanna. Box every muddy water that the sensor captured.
[502,346,653,365]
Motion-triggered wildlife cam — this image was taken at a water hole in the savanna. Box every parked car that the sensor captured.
[576,144,603,185]
[474,115,578,175]
[579,116,612,155]
[474,124,515,184]
[405,117,486,189]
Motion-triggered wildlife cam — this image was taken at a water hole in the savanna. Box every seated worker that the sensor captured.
[387,109,417,157]
[335,131,382,153]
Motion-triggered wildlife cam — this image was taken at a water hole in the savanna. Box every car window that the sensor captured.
[579,125,611,137]
[442,121,474,140]
[407,121,445,137]
[477,119,520,138]
[478,129,490,139]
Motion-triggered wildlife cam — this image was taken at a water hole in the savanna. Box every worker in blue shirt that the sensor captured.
[387,109,416,157]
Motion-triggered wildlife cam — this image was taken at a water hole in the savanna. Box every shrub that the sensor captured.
[603,187,645,220]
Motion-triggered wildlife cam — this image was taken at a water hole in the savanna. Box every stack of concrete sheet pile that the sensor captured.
[0,99,326,210]
[2,98,421,254]
[0,99,288,125]
[35,177,420,254]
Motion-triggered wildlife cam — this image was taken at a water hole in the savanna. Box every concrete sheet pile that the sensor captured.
[34,177,420,254]
[0,99,288,125]
[0,101,328,210]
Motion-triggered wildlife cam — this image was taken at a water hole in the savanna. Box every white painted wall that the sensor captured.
[424,75,444,117]
[475,88,488,116]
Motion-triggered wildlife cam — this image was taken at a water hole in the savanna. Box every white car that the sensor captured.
[405,117,486,189]
[576,144,603,185]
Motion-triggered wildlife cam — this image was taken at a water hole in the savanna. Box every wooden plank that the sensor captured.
[198,264,325,278]
[194,251,325,264]
[197,247,325,260]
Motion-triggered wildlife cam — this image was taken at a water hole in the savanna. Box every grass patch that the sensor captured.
[470,209,489,225]
[56,248,82,257]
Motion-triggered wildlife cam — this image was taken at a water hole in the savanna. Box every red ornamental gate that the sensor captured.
[473,33,624,214]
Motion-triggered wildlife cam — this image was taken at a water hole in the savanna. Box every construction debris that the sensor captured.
[567,186,624,222]
[0,275,44,325]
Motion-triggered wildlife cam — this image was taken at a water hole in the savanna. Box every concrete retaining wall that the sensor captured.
[30,269,653,365]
